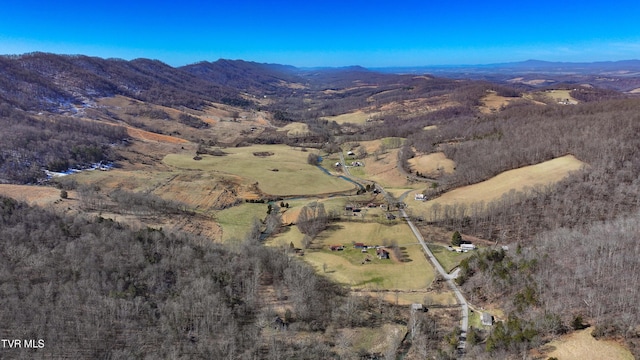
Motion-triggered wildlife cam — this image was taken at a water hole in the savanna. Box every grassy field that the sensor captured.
[408,155,587,218]
[544,89,579,104]
[323,110,379,124]
[428,244,474,273]
[277,122,310,137]
[541,328,634,360]
[480,91,520,114]
[407,152,455,176]
[215,202,268,243]
[357,148,408,187]
[283,222,436,290]
[163,144,355,196]
[0,184,63,206]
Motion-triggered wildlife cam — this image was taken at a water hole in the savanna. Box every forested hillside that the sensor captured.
[0,53,257,111]
[0,104,127,183]
[1,52,640,358]
[0,196,356,359]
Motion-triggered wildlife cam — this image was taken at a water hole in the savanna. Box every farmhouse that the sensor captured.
[354,242,367,249]
[347,151,355,156]
[376,248,390,259]
[460,243,477,251]
[414,193,426,201]
[329,245,344,251]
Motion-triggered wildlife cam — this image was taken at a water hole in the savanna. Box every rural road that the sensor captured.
[339,150,469,352]
[400,207,469,351]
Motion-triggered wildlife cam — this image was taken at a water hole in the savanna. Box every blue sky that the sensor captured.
[2,0,640,67]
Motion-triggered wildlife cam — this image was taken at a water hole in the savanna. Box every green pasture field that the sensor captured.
[428,244,474,273]
[298,222,435,290]
[323,110,378,125]
[163,144,355,196]
[407,155,586,219]
[215,202,269,243]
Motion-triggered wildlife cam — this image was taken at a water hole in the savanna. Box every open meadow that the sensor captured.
[407,151,455,177]
[540,328,634,360]
[323,110,379,124]
[163,144,355,196]
[408,155,587,218]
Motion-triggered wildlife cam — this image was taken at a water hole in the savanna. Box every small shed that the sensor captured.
[481,312,493,326]
[411,303,427,312]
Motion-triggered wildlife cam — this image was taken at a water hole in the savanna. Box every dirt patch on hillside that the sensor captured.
[253,151,274,157]
[281,207,302,225]
[126,127,189,144]
[480,91,520,114]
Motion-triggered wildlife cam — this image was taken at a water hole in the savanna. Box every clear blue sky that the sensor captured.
[2,0,639,67]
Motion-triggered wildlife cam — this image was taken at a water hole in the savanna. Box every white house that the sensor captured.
[414,193,426,201]
[460,243,476,251]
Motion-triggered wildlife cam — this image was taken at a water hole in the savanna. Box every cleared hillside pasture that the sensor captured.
[163,145,355,196]
[542,328,634,360]
[0,185,64,206]
[411,155,586,218]
[215,202,269,243]
[544,89,579,104]
[298,222,435,290]
[71,168,246,211]
[125,126,189,144]
[479,91,521,113]
[408,152,455,177]
[323,110,379,124]
[351,148,409,188]
[277,122,311,137]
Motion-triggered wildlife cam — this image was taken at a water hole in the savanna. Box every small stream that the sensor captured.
[316,165,364,190]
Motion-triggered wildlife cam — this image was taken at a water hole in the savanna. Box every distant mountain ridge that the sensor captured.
[2,53,640,113]
[375,59,640,75]
[0,53,307,111]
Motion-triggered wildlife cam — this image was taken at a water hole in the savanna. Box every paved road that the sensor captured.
[339,150,469,352]
[401,207,469,351]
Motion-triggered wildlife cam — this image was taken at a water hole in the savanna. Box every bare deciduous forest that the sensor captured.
[1,53,639,359]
